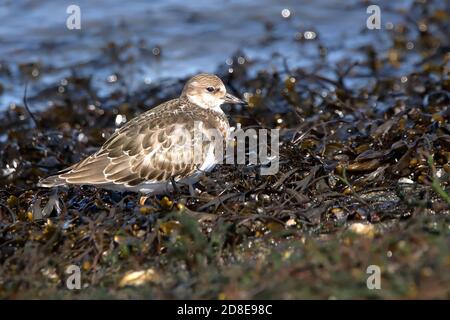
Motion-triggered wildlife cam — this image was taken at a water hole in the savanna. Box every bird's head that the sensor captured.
[181,73,245,109]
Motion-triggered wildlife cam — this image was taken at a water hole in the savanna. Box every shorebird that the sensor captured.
[38,73,245,194]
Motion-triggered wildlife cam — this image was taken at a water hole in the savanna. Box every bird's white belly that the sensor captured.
[199,142,218,172]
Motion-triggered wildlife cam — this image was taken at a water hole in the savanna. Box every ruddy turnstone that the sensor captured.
[38,73,245,194]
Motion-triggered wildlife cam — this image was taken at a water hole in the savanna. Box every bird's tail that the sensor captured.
[37,175,67,188]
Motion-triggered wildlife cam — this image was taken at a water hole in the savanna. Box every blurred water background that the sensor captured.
[0,0,422,110]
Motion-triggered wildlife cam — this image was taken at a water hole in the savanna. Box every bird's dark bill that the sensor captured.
[224,93,245,104]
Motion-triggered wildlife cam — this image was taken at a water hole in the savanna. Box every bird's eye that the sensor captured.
[206,87,215,92]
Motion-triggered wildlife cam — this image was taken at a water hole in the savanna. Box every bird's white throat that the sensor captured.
[187,93,224,112]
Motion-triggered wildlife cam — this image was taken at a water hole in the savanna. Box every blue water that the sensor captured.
[0,0,414,110]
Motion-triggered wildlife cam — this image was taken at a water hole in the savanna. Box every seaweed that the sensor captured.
[0,0,448,299]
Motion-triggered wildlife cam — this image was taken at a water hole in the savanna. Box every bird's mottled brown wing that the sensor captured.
[55,100,225,187]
